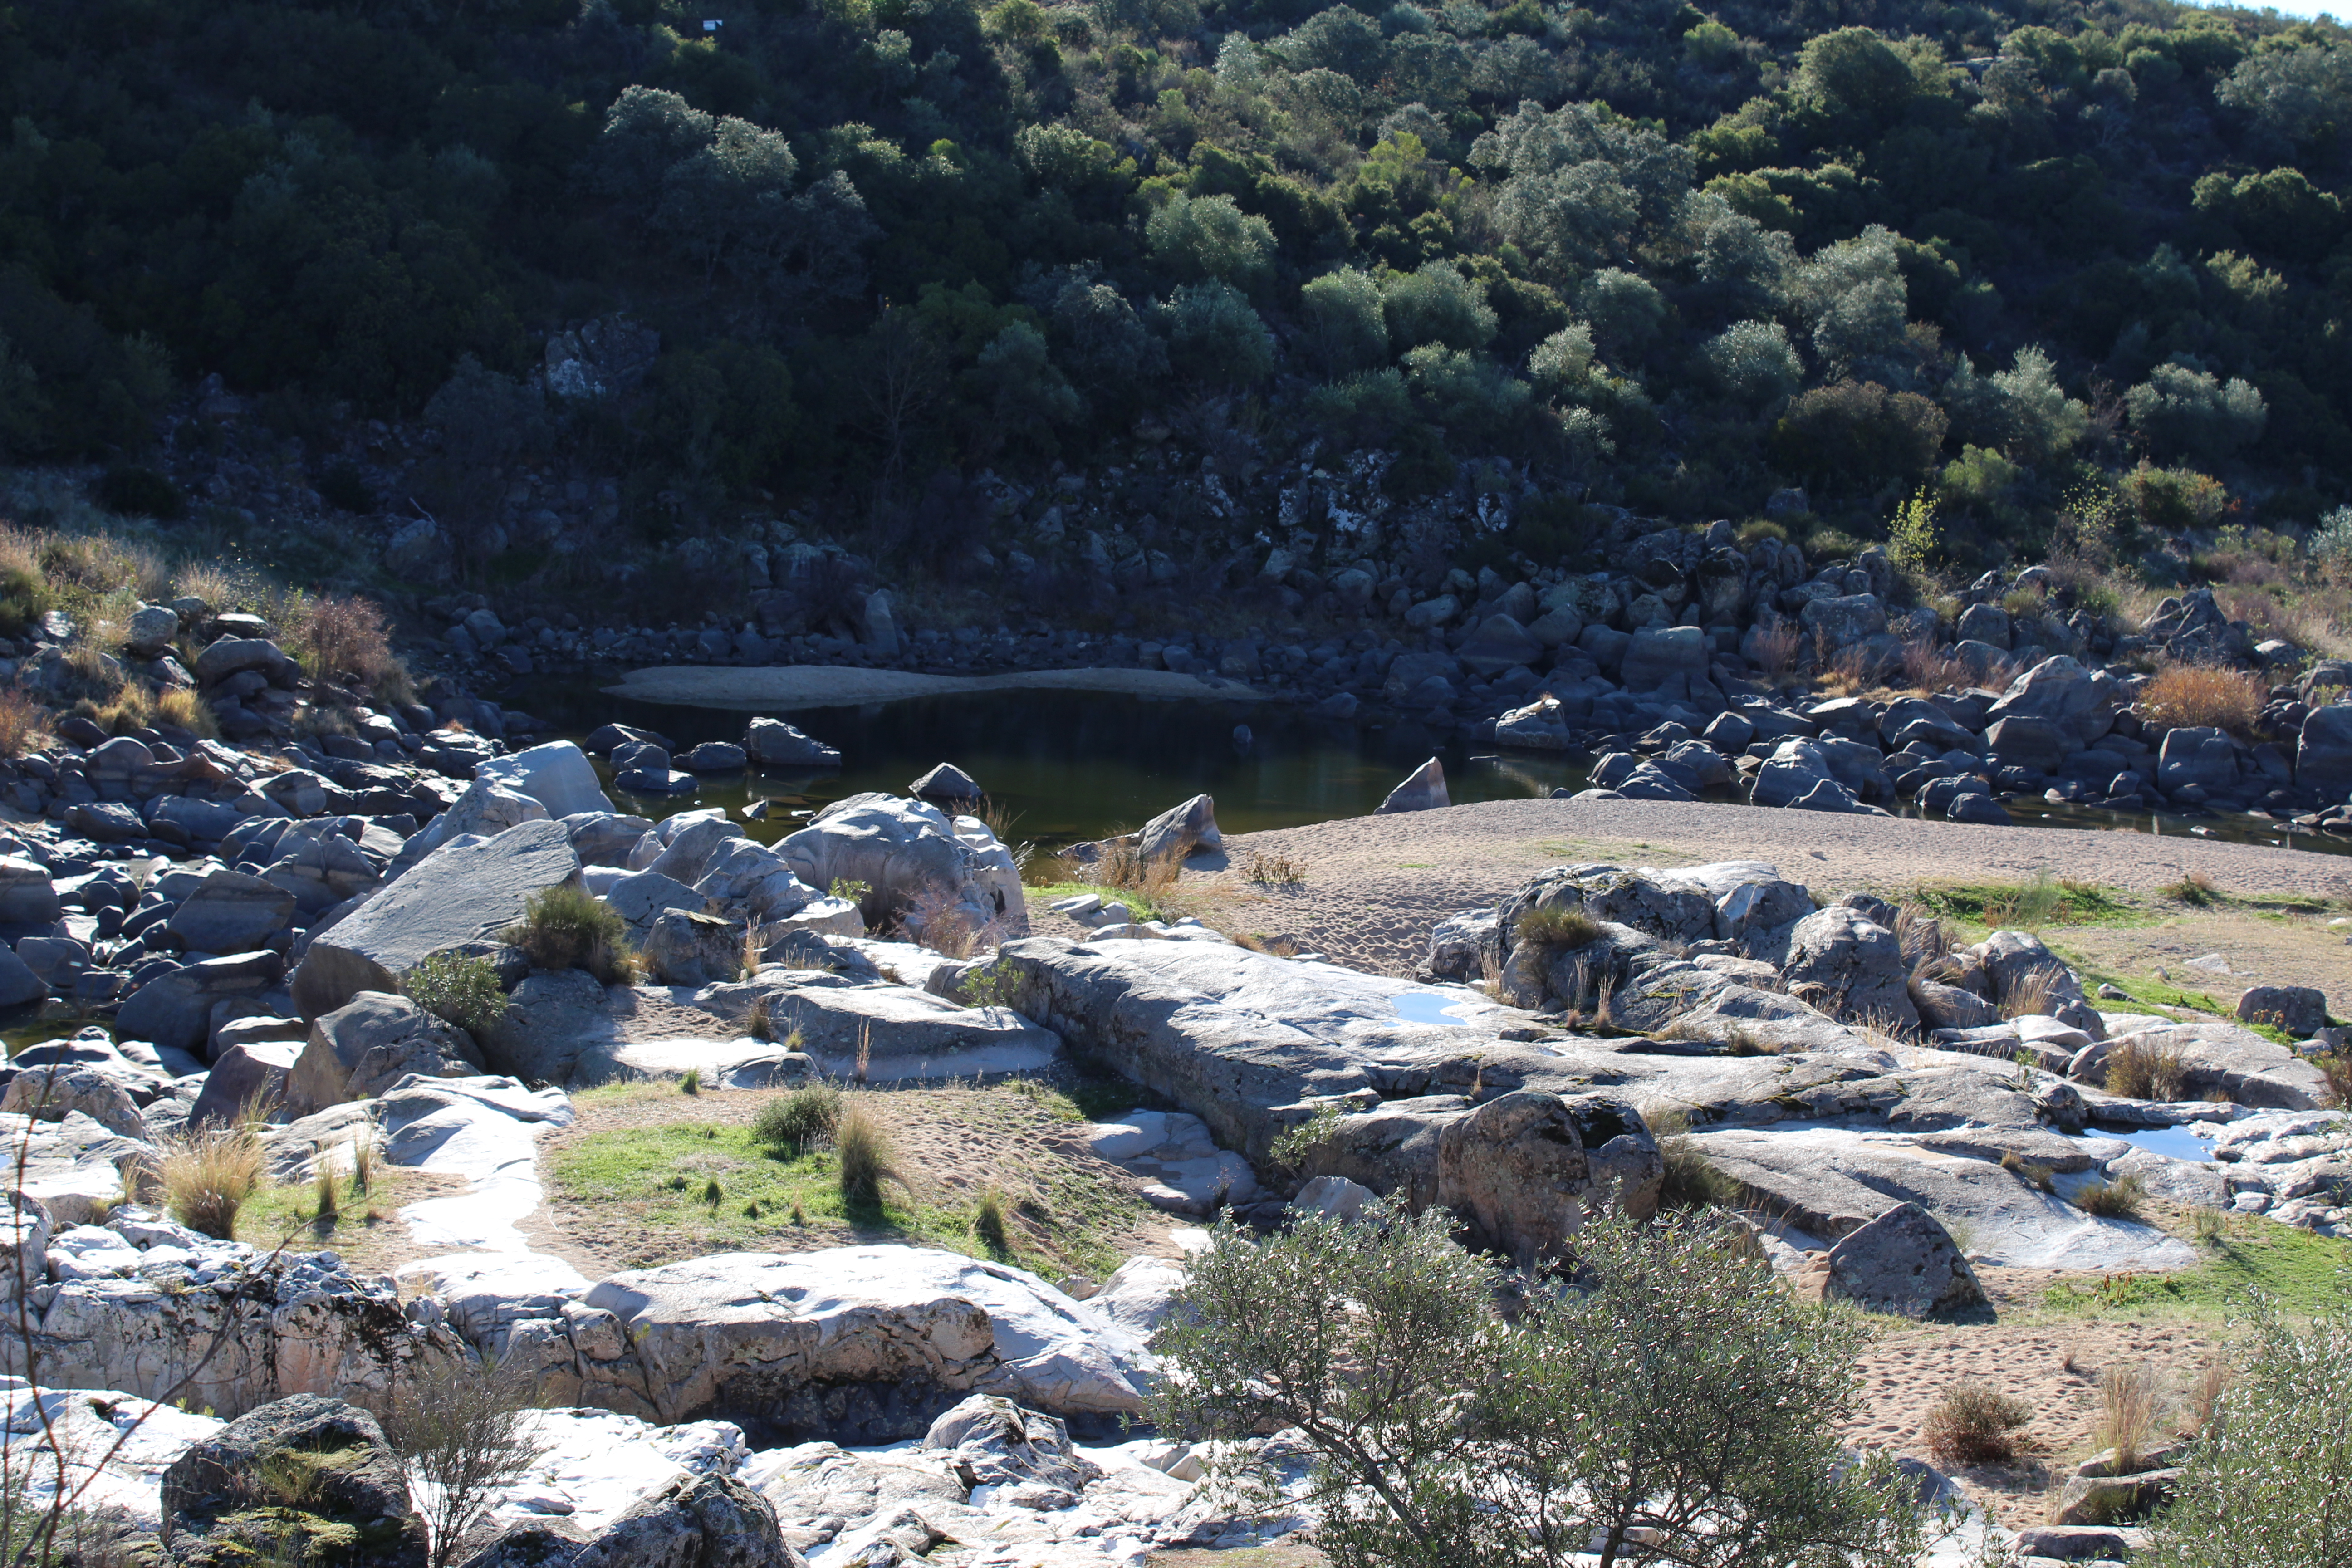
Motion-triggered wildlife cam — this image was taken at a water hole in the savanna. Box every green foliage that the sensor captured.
[402,951,510,1040]
[1887,488,1939,573]
[504,885,638,984]
[2127,361,2269,461]
[1150,1201,1928,1568]
[1161,281,1274,386]
[753,1082,843,1150]
[2144,1284,2352,1567]
[3,0,2351,549]
[1147,191,1275,286]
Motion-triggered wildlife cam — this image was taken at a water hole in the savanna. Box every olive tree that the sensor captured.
[1302,268,1392,372]
[1150,1200,1931,1568]
[2126,360,2267,461]
[1382,262,1498,353]
[1706,319,1803,407]
[2145,1287,2352,1567]
[1147,192,1275,288]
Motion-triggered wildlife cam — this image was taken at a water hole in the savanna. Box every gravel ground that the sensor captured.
[1181,798,2352,976]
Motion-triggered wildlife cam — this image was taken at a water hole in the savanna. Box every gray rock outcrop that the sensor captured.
[291,819,582,1019]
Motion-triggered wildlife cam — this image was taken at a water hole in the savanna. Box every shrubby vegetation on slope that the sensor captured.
[8,0,2352,588]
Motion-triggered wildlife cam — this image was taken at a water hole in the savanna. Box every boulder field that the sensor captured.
[0,698,2337,1566]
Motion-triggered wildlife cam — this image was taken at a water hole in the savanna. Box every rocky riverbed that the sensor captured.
[0,600,2343,1565]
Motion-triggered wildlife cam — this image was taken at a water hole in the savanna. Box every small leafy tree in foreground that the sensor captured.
[2143,1285,2352,1568]
[1149,1200,1929,1568]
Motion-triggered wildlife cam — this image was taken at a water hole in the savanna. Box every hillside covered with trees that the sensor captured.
[6,0,2352,599]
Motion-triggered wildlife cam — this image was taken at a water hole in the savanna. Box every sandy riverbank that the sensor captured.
[605,664,1268,709]
[1181,797,2352,985]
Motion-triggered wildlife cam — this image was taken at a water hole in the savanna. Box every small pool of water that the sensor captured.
[1390,991,1472,1027]
[512,681,1594,850]
[507,676,2352,859]
[2095,1124,2219,1162]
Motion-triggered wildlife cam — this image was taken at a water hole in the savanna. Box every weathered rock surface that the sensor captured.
[292,819,582,1019]
[284,992,485,1117]
[162,1394,426,1568]
[567,1248,1150,1436]
[778,794,1024,938]
[1818,1201,1987,1319]
[117,951,287,1056]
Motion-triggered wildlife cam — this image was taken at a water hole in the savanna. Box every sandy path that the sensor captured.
[606,664,1266,710]
[1191,799,2352,977]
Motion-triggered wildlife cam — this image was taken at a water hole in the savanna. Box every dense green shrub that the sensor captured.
[403,951,510,1039]
[1151,1201,1926,1568]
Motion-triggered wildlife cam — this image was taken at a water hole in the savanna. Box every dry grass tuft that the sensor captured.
[505,884,641,984]
[2096,1362,2161,1474]
[753,1082,842,1150]
[1999,964,2067,1021]
[0,687,45,757]
[2104,1039,2187,1102]
[1241,849,1309,890]
[1900,639,1970,693]
[1750,619,1801,679]
[2138,662,2265,736]
[1922,1379,2036,1467]
[1894,906,1950,974]
[1641,1102,1741,1210]
[1516,903,1602,952]
[154,686,219,739]
[834,1102,901,1210]
[160,1124,266,1240]
[2073,1171,2148,1219]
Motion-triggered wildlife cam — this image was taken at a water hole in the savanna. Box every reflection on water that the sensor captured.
[2094,1125,2219,1162]
[509,677,2352,860]
[514,682,1593,849]
[1391,992,1474,1027]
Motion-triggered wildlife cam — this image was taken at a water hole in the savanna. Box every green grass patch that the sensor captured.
[1907,874,2146,934]
[2072,965,2302,1044]
[2039,1220,2352,1318]
[546,1094,1154,1282]
[1024,881,1170,923]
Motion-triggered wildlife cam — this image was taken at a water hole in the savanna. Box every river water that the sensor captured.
[514,680,2352,860]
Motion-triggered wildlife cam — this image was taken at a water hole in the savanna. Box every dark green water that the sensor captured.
[514,679,2352,861]
[515,682,1591,848]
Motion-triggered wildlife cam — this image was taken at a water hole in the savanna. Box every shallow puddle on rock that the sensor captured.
[1390,991,1472,1027]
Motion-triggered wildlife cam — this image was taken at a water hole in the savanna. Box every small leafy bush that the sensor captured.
[505,884,638,984]
[1151,1200,1928,1567]
[403,951,510,1039]
[1922,1378,2035,1466]
[2145,1289,2352,1566]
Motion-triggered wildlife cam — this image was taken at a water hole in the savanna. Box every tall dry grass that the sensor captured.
[834,1103,901,1210]
[1749,619,1801,679]
[2138,662,2266,735]
[2104,1038,2187,1102]
[159,1124,266,1240]
[0,688,44,757]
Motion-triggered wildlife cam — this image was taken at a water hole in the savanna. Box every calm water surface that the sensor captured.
[515,679,2352,861]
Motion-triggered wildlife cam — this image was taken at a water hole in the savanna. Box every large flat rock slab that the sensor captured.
[1691,1124,2198,1271]
[689,973,1060,1081]
[574,1246,1150,1437]
[291,819,582,1019]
